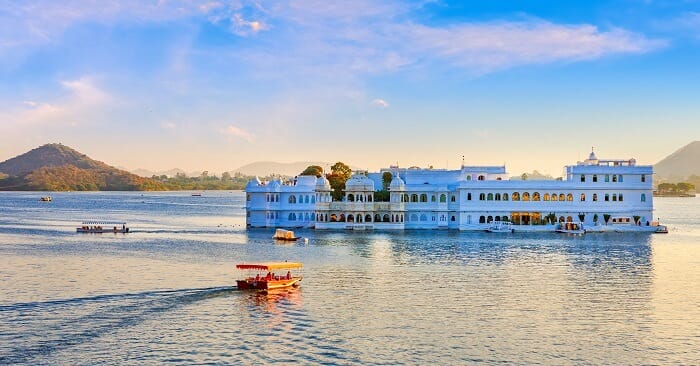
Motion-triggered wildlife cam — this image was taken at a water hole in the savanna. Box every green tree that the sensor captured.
[382,172,392,191]
[677,182,695,193]
[521,173,528,180]
[327,162,352,201]
[300,165,324,177]
[221,171,232,181]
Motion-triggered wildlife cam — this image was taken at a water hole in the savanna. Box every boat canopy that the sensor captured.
[81,221,127,225]
[236,262,303,271]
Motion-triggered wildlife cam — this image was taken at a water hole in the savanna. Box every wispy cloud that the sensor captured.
[372,99,389,108]
[221,124,255,143]
[0,77,110,129]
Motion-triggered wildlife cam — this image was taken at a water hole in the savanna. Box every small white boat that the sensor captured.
[39,196,52,202]
[555,222,585,234]
[273,229,300,241]
[486,221,513,233]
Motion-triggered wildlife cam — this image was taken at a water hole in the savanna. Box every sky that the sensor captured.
[1,0,699,177]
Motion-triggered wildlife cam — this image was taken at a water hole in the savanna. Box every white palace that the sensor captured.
[245,151,657,232]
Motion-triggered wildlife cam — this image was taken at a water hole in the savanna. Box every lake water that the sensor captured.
[0,191,698,365]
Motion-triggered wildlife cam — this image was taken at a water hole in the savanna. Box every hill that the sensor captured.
[0,144,167,191]
[655,141,700,181]
[231,161,333,177]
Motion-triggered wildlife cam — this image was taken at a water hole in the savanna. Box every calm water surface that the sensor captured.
[0,192,698,365]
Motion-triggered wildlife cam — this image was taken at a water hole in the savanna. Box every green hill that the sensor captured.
[0,143,167,191]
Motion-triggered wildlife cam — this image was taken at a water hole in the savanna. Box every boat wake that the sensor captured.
[0,286,236,364]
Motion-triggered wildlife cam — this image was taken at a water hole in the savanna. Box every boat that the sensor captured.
[77,221,129,233]
[235,262,303,290]
[191,192,202,197]
[39,196,52,202]
[555,222,585,234]
[272,228,300,241]
[486,221,513,233]
[654,225,668,234]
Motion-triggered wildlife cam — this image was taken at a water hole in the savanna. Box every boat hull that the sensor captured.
[77,228,129,233]
[237,277,302,290]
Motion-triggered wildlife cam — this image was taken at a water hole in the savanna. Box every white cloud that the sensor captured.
[372,99,389,108]
[161,121,177,130]
[0,77,110,130]
[221,124,255,143]
[230,13,268,36]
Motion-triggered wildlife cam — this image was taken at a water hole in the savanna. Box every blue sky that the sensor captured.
[1,0,699,176]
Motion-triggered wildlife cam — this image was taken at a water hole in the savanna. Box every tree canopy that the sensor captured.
[326,161,352,201]
[300,165,324,177]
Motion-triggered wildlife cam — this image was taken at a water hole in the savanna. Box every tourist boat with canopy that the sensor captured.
[77,221,129,233]
[235,262,303,290]
[555,222,585,234]
[272,228,300,241]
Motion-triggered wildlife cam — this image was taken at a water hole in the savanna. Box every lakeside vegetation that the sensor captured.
[655,182,696,197]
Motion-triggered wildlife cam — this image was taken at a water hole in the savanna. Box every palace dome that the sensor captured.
[245,176,262,189]
[315,175,331,191]
[389,176,405,190]
[345,173,375,192]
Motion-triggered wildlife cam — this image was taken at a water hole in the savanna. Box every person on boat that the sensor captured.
[255,273,260,281]
[286,271,291,280]
[266,272,272,280]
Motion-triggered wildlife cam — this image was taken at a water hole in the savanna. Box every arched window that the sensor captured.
[479,215,486,223]
[495,193,501,201]
[593,174,598,182]
[275,195,279,202]
[365,214,372,222]
[502,216,508,222]
[619,193,624,201]
[641,174,646,183]
[478,175,485,181]
[522,192,530,201]
[619,175,624,182]
[383,214,390,222]
[403,194,409,202]
[298,195,303,203]
[512,192,520,201]
[330,214,337,222]
[339,214,346,222]
[347,214,355,223]
[580,193,586,201]
[411,214,418,222]
[466,175,472,181]
[311,196,316,203]
[593,193,598,201]
[304,195,309,203]
[374,214,381,222]
[420,214,427,221]
[612,175,617,183]
[551,193,558,201]
[580,175,585,182]
[612,194,617,202]
[451,195,456,202]
[440,194,446,203]
[559,216,565,223]
[358,195,363,202]
[479,193,485,201]
[605,175,610,182]
[559,193,565,201]
[451,216,456,222]
[533,192,540,201]
[641,193,646,202]
[566,194,573,201]
[411,194,418,202]
[502,193,508,201]
[347,194,355,202]
[604,194,609,202]
[288,213,296,221]
[487,215,493,223]
[431,195,436,202]
[566,216,573,222]
[368,195,373,202]
[420,194,428,202]
[544,193,550,201]
[467,193,472,201]
[487,193,493,201]
[288,195,296,204]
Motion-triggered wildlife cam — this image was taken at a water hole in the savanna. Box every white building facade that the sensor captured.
[245,151,656,232]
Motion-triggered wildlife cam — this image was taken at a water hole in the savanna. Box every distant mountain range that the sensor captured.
[654,141,700,181]
[128,161,338,178]
[0,144,165,191]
